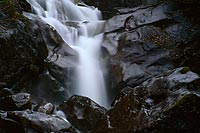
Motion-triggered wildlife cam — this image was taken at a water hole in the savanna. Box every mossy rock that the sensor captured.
[0,0,17,15]
[179,66,190,74]
[145,94,200,132]
[169,94,199,110]
[0,0,48,88]
[0,0,30,17]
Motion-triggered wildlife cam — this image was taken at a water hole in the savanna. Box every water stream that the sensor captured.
[27,0,109,107]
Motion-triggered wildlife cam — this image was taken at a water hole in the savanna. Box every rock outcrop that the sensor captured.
[0,0,48,91]
[59,95,107,132]
[95,67,200,132]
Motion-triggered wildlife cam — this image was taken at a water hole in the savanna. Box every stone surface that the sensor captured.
[0,111,25,133]
[27,71,69,104]
[0,0,48,90]
[7,110,72,132]
[37,102,55,114]
[102,0,200,92]
[0,93,31,111]
[59,95,107,132]
[23,13,78,104]
[142,94,200,132]
[0,88,13,98]
[95,68,200,132]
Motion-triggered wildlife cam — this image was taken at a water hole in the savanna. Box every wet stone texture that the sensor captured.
[0,93,31,111]
[7,110,72,132]
[59,95,107,132]
[95,67,200,132]
[0,0,48,92]
[102,0,200,91]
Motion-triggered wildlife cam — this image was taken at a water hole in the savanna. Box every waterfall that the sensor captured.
[26,0,109,107]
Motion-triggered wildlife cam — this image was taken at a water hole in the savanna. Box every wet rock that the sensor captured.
[166,67,200,87]
[23,13,78,104]
[175,0,200,22]
[0,0,48,90]
[143,94,200,132]
[0,111,25,133]
[23,13,77,57]
[107,35,174,88]
[95,86,148,132]
[0,88,13,98]
[82,0,163,19]
[104,2,172,32]
[18,0,31,12]
[174,37,200,74]
[83,0,142,9]
[0,82,10,89]
[95,68,200,132]
[38,102,55,114]
[27,71,69,104]
[103,0,200,92]
[7,110,72,132]
[0,93,31,111]
[59,95,107,132]
[56,126,80,133]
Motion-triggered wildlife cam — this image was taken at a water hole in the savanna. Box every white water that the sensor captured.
[27,0,108,107]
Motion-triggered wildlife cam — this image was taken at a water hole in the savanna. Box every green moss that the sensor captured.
[180,66,190,74]
[170,94,197,109]
[13,12,29,23]
[0,0,16,14]
[29,64,40,73]
[0,0,30,28]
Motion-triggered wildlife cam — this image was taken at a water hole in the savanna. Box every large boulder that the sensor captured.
[7,110,73,132]
[27,71,69,104]
[95,67,200,132]
[59,95,107,132]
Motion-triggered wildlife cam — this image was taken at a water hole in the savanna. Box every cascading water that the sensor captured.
[26,0,109,107]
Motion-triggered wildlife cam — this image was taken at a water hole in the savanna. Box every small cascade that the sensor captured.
[27,0,109,107]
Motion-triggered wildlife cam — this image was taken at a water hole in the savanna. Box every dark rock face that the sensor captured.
[0,0,48,89]
[0,0,74,104]
[83,0,142,9]
[0,19,47,84]
[0,87,13,97]
[27,71,69,104]
[103,0,200,91]
[95,68,200,132]
[96,86,148,132]
[22,13,78,104]
[0,93,31,111]
[7,110,72,132]
[59,95,107,132]
[0,111,25,133]
[83,0,163,19]
[143,94,200,132]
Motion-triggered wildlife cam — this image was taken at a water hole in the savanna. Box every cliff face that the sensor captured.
[0,0,48,88]
[85,0,200,132]
[0,0,200,132]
